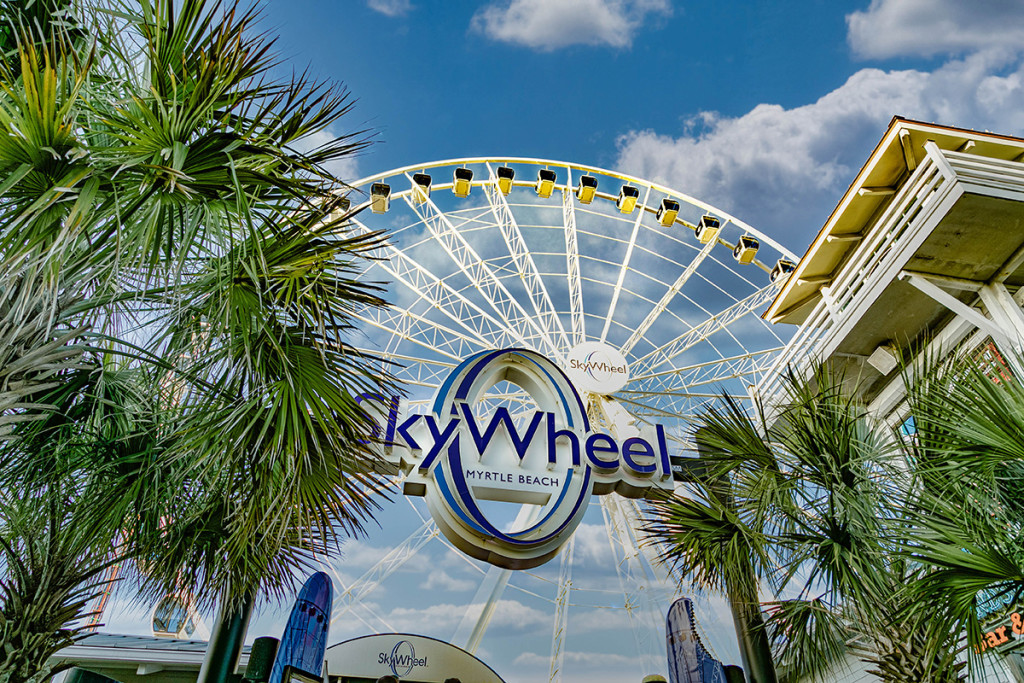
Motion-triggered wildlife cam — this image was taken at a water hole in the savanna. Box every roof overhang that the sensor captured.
[765,117,1024,324]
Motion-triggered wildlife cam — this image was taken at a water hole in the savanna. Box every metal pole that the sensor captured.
[197,591,255,683]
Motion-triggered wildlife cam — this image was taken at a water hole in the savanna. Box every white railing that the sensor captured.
[943,146,1024,198]
[756,145,958,405]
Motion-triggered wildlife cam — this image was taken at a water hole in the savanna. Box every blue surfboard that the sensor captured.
[666,597,727,683]
[267,571,333,683]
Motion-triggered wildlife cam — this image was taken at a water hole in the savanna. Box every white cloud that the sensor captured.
[571,607,633,632]
[419,568,477,592]
[338,538,392,568]
[338,537,432,574]
[570,522,616,568]
[367,0,413,18]
[514,649,642,669]
[290,128,362,181]
[471,0,671,51]
[614,50,1024,248]
[847,0,1024,59]
[386,598,548,633]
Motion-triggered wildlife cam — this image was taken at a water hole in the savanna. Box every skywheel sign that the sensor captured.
[360,348,674,569]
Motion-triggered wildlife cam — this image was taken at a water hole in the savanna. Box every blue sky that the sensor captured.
[102,1,1024,681]
[257,0,1024,251]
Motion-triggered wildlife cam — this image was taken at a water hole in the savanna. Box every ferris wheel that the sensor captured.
[322,158,798,682]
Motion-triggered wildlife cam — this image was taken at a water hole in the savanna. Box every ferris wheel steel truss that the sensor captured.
[323,156,798,681]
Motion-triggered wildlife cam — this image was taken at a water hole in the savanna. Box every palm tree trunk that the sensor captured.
[697,432,778,683]
[197,592,255,683]
[725,578,777,683]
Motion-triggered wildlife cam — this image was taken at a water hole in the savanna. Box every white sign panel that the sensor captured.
[325,633,505,682]
[359,348,674,570]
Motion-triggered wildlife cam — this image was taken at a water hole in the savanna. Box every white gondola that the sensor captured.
[656,198,680,227]
[770,258,796,283]
[694,215,720,244]
[412,173,431,204]
[734,235,759,264]
[576,175,598,204]
[453,168,473,198]
[617,185,639,213]
[497,166,515,195]
[536,169,556,198]
[370,183,391,214]
[151,593,204,640]
[329,195,351,222]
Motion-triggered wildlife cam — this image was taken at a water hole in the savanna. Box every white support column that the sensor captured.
[900,272,1010,345]
[978,283,1024,376]
[549,536,575,683]
[330,520,439,624]
[871,282,1024,419]
[452,504,543,653]
[979,283,1024,343]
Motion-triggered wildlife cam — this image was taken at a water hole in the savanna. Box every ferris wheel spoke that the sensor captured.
[681,348,782,389]
[401,184,562,360]
[360,354,455,389]
[549,535,574,683]
[630,284,783,378]
[618,391,747,425]
[613,393,708,425]
[351,218,519,351]
[626,347,782,395]
[330,519,439,625]
[624,389,747,400]
[600,185,652,343]
[452,504,543,654]
[619,237,717,357]
[354,306,482,363]
[619,498,683,602]
[315,557,396,632]
[560,167,586,345]
[483,164,572,351]
[600,496,666,675]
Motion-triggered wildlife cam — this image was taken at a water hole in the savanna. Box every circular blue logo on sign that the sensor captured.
[361,346,674,569]
[390,640,416,678]
[423,348,594,569]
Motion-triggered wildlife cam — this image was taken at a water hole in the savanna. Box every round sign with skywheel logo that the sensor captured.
[564,342,630,394]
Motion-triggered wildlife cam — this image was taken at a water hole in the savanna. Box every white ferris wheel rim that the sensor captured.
[351,156,797,260]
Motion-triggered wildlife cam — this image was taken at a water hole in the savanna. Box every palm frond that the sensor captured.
[764,597,848,683]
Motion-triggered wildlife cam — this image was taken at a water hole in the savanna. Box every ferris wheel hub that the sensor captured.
[564,341,630,394]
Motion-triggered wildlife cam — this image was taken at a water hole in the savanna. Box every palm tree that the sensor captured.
[644,366,966,683]
[0,363,156,682]
[0,0,395,679]
[644,409,779,683]
[0,482,124,683]
[896,350,1024,675]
